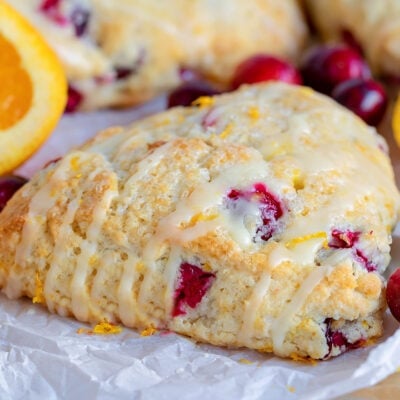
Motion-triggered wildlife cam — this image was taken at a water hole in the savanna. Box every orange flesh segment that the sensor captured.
[0,32,33,130]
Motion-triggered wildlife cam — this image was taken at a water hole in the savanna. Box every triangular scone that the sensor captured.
[0,83,399,360]
[11,0,307,109]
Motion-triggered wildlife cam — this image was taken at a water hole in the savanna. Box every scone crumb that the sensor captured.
[290,353,318,365]
[287,385,296,393]
[32,272,45,304]
[141,326,157,336]
[238,358,253,365]
[192,96,214,108]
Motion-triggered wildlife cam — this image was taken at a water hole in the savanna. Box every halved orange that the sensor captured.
[0,1,67,174]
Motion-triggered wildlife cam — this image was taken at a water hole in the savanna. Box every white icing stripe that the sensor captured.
[163,246,182,316]
[237,272,272,344]
[271,265,333,354]
[44,193,83,313]
[14,154,76,268]
[71,177,117,321]
[123,141,172,192]
[117,252,139,327]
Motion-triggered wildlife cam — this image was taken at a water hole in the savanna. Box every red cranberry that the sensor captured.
[0,176,28,212]
[70,7,90,37]
[114,49,145,81]
[324,318,364,358]
[65,85,83,113]
[115,67,134,80]
[332,78,387,126]
[341,29,364,55]
[386,268,400,322]
[226,183,283,242]
[354,249,376,272]
[40,0,61,11]
[231,54,302,89]
[39,0,68,25]
[301,45,370,94]
[167,81,219,108]
[329,229,360,248]
[173,263,216,317]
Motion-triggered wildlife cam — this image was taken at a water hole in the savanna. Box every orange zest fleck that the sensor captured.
[77,320,122,335]
[141,326,157,336]
[32,271,45,304]
[192,96,215,108]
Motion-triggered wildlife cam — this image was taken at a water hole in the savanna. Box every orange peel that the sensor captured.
[0,1,67,174]
[392,93,400,149]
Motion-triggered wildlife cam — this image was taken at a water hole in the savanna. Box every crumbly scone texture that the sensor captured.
[306,0,400,76]
[0,83,399,360]
[11,0,308,110]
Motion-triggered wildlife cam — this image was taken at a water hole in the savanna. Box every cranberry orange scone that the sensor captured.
[305,0,400,77]
[10,0,307,110]
[0,83,399,360]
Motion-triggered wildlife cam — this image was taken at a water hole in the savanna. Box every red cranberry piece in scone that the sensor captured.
[226,183,283,242]
[328,229,377,272]
[65,85,83,113]
[324,318,365,358]
[173,262,216,317]
[39,0,68,26]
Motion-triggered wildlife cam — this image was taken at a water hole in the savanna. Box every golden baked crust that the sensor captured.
[12,0,308,109]
[0,83,398,359]
[306,0,400,76]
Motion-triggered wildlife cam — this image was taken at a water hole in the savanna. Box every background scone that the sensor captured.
[306,0,400,77]
[0,83,399,360]
[12,0,308,110]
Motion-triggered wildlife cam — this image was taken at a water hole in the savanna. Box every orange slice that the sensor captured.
[393,94,400,149]
[0,1,67,174]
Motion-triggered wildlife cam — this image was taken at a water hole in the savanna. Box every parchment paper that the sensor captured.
[2,96,399,400]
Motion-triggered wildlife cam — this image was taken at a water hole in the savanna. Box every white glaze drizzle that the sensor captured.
[271,264,333,355]
[162,245,182,316]
[237,272,272,344]
[71,176,117,321]
[44,191,83,313]
[14,154,76,268]
[117,251,139,327]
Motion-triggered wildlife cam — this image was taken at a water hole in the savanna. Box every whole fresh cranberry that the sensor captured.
[332,78,387,126]
[167,81,219,108]
[231,54,302,89]
[301,45,370,94]
[0,175,28,212]
[387,268,400,322]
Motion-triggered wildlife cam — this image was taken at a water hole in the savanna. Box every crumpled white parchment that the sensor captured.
[4,97,400,400]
